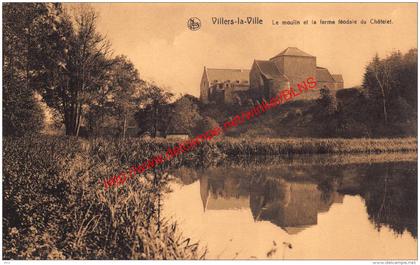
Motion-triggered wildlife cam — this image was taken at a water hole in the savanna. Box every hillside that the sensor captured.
[199,87,417,138]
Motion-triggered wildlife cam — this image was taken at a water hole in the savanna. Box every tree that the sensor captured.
[2,3,58,135]
[363,50,417,128]
[167,95,201,136]
[84,56,142,138]
[398,49,417,109]
[135,83,173,137]
[36,5,114,136]
[312,86,339,137]
[364,54,392,124]
[108,56,142,138]
[3,79,45,136]
[317,86,337,116]
[192,116,220,136]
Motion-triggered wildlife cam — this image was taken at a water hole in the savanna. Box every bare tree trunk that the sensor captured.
[69,102,76,135]
[374,72,388,124]
[75,103,82,137]
[64,101,80,136]
[152,103,158,138]
[381,96,388,124]
[122,112,127,138]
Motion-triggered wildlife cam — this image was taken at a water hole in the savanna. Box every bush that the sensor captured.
[3,88,44,136]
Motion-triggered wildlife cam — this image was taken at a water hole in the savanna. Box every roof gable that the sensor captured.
[332,74,344,83]
[205,68,250,83]
[271,47,315,59]
[316,67,335,82]
[254,60,288,80]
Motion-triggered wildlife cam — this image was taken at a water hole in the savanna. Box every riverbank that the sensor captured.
[216,137,417,156]
[100,137,417,190]
[3,136,416,259]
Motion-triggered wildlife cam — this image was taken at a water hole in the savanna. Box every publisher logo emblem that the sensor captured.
[187,17,201,31]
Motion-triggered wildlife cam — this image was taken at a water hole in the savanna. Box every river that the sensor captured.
[162,155,417,259]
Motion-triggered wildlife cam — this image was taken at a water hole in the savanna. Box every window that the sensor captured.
[236,80,240,84]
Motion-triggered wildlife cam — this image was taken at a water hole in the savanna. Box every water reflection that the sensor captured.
[164,159,417,259]
[200,175,249,211]
[250,178,343,234]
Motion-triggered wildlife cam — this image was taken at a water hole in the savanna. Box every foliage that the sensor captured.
[167,95,202,135]
[363,50,417,125]
[317,87,337,116]
[3,136,206,259]
[2,3,55,136]
[192,115,218,134]
[310,87,339,137]
[135,83,174,137]
[3,86,45,136]
[3,4,151,138]
[35,6,114,136]
[85,55,142,137]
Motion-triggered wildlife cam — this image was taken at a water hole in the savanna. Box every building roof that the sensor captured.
[316,67,335,82]
[271,47,315,59]
[332,74,344,83]
[206,195,249,210]
[205,68,250,83]
[254,60,289,80]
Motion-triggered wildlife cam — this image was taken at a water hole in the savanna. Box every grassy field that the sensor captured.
[3,136,417,259]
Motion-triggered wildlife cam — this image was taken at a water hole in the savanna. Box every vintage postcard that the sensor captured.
[2,2,418,262]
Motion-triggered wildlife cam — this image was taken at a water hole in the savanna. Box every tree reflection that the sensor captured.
[172,160,417,238]
[355,162,417,238]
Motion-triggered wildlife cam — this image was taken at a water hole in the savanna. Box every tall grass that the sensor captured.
[3,136,205,259]
[216,137,417,156]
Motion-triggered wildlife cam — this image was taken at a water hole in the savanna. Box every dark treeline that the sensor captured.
[318,49,418,137]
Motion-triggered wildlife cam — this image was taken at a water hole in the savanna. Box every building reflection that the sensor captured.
[200,175,249,211]
[173,160,417,238]
[197,168,343,234]
[249,177,343,234]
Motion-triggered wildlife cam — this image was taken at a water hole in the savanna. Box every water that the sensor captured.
[163,158,417,259]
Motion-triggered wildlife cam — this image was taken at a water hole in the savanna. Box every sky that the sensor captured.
[89,3,417,97]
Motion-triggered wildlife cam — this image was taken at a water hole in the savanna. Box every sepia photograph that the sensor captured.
[2,2,418,262]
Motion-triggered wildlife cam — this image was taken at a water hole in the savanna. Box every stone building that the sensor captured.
[316,67,344,91]
[250,47,343,100]
[200,47,344,104]
[200,67,250,104]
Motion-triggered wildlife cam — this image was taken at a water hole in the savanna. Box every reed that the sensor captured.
[216,137,417,156]
[3,136,205,259]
